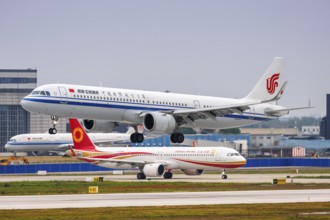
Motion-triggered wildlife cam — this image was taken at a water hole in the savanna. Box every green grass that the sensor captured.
[1,181,330,196]
[294,175,330,179]
[0,203,330,220]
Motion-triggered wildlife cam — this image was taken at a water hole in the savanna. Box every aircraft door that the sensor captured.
[193,100,201,109]
[58,87,68,104]
[215,152,222,162]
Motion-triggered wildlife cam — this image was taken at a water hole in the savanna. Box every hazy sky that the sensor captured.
[1,0,329,117]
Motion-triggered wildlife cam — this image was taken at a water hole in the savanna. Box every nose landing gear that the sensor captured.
[221,169,227,179]
[49,116,58,134]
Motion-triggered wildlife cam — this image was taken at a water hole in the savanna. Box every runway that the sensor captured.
[1,173,330,184]
[1,189,329,210]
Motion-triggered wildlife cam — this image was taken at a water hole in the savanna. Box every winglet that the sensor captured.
[69,118,96,151]
[244,57,286,102]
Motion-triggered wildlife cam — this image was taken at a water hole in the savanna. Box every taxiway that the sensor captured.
[1,173,330,184]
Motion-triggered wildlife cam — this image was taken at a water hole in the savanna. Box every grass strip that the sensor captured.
[1,181,330,196]
[0,202,330,220]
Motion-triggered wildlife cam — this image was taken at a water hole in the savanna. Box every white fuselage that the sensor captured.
[21,84,286,130]
[70,146,247,170]
[5,133,131,153]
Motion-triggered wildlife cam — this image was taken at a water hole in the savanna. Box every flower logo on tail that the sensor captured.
[266,73,280,94]
[73,127,84,143]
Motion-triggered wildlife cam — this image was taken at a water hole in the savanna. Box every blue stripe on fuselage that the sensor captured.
[22,97,271,122]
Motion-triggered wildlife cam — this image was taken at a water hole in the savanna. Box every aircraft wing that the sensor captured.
[83,157,169,167]
[171,103,252,125]
[167,82,288,126]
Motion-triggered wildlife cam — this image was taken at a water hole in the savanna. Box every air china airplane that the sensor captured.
[5,130,134,155]
[66,118,247,179]
[21,57,293,144]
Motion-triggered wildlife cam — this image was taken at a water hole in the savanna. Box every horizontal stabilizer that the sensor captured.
[265,106,314,116]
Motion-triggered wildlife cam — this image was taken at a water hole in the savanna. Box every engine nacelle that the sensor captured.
[143,112,177,133]
[181,169,205,176]
[82,120,116,133]
[143,164,165,177]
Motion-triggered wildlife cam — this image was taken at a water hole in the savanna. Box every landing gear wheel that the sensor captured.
[221,169,227,179]
[48,128,57,135]
[170,133,178,143]
[170,132,184,144]
[163,172,173,179]
[130,132,144,143]
[130,133,136,143]
[137,133,144,143]
[137,172,146,180]
[176,133,184,143]
[49,116,59,135]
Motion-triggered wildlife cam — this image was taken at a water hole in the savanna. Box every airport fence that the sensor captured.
[245,158,330,167]
[0,158,329,174]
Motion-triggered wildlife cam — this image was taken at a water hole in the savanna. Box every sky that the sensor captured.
[1,0,329,117]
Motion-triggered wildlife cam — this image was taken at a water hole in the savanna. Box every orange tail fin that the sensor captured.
[69,118,96,151]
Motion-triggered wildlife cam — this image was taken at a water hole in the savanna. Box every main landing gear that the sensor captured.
[48,116,58,135]
[136,171,173,180]
[137,172,146,180]
[130,132,144,143]
[163,171,173,179]
[170,132,184,144]
[129,126,184,144]
[221,169,228,179]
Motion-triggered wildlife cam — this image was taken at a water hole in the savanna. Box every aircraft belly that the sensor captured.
[193,117,259,129]
[96,162,137,170]
[72,106,124,121]
[6,144,59,152]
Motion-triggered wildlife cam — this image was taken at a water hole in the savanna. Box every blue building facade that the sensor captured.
[0,69,37,152]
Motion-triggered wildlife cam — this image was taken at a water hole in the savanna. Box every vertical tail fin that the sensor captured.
[69,118,96,151]
[244,57,287,102]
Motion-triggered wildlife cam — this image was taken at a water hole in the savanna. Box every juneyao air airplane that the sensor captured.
[5,129,135,155]
[66,118,247,179]
[21,57,302,144]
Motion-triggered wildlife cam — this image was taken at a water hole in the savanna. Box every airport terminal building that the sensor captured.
[0,69,66,152]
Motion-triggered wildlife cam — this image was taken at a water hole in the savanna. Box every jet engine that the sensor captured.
[82,120,117,133]
[181,169,205,176]
[143,164,165,177]
[143,112,177,133]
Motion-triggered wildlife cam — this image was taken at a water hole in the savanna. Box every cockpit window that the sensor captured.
[31,90,51,96]
[9,139,16,142]
[31,91,40,95]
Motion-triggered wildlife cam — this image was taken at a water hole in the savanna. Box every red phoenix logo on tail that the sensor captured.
[266,73,280,94]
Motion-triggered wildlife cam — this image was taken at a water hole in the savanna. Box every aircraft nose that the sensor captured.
[4,143,12,151]
[241,156,247,166]
[21,97,33,112]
